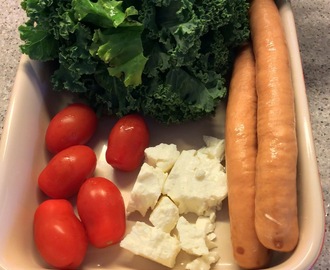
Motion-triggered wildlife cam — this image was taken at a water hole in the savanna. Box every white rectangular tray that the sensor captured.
[0,0,325,269]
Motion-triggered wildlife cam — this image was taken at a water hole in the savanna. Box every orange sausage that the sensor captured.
[226,43,271,269]
[249,0,299,252]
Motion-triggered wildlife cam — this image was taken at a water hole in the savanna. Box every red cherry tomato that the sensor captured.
[105,114,149,171]
[38,145,97,199]
[77,177,126,248]
[45,103,98,154]
[34,199,88,269]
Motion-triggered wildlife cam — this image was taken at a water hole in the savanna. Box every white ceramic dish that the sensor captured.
[0,0,325,269]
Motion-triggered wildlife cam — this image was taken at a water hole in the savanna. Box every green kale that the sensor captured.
[19,0,250,124]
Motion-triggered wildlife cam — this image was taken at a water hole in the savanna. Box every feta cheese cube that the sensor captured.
[196,215,218,249]
[120,222,181,268]
[185,249,220,270]
[127,163,167,216]
[199,136,225,161]
[144,143,180,172]
[206,233,218,249]
[176,216,209,256]
[196,215,216,235]
[149,196,179,233]
[162,150,227,215]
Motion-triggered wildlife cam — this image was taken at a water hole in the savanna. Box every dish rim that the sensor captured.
[0,0,325,269]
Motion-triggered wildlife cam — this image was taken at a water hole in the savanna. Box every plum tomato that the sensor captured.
[105,114,149,171]
[45,103,97,154]
[34,199,88,269]
[38,145,97,199]
[77,177,126,248]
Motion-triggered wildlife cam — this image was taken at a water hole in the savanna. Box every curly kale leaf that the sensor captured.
[90,26,148,87]
[138,0,249,123]
[19,0,250,124]
[73,0,139,28]
[19,0,76,60]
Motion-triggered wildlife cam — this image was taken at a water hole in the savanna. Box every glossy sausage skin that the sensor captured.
[226,43,271,269]
[249,0,299,252]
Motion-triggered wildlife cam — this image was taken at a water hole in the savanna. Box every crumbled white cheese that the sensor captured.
[195,215,218,250]
[149,195,179,233]
[120,222,181,268]
[196,215,216,235]
[122,137,226,269]
[144,143,180,172]
[185,249,221,270]
[206,233,218,250]
[162,149,227,215]
[199,136,225,161]
[126,163,167,216]
[176,216,209,256]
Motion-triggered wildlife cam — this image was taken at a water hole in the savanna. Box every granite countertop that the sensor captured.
[0,0,329,269]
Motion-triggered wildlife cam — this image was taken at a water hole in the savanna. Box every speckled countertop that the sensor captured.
[0,0,329,269]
